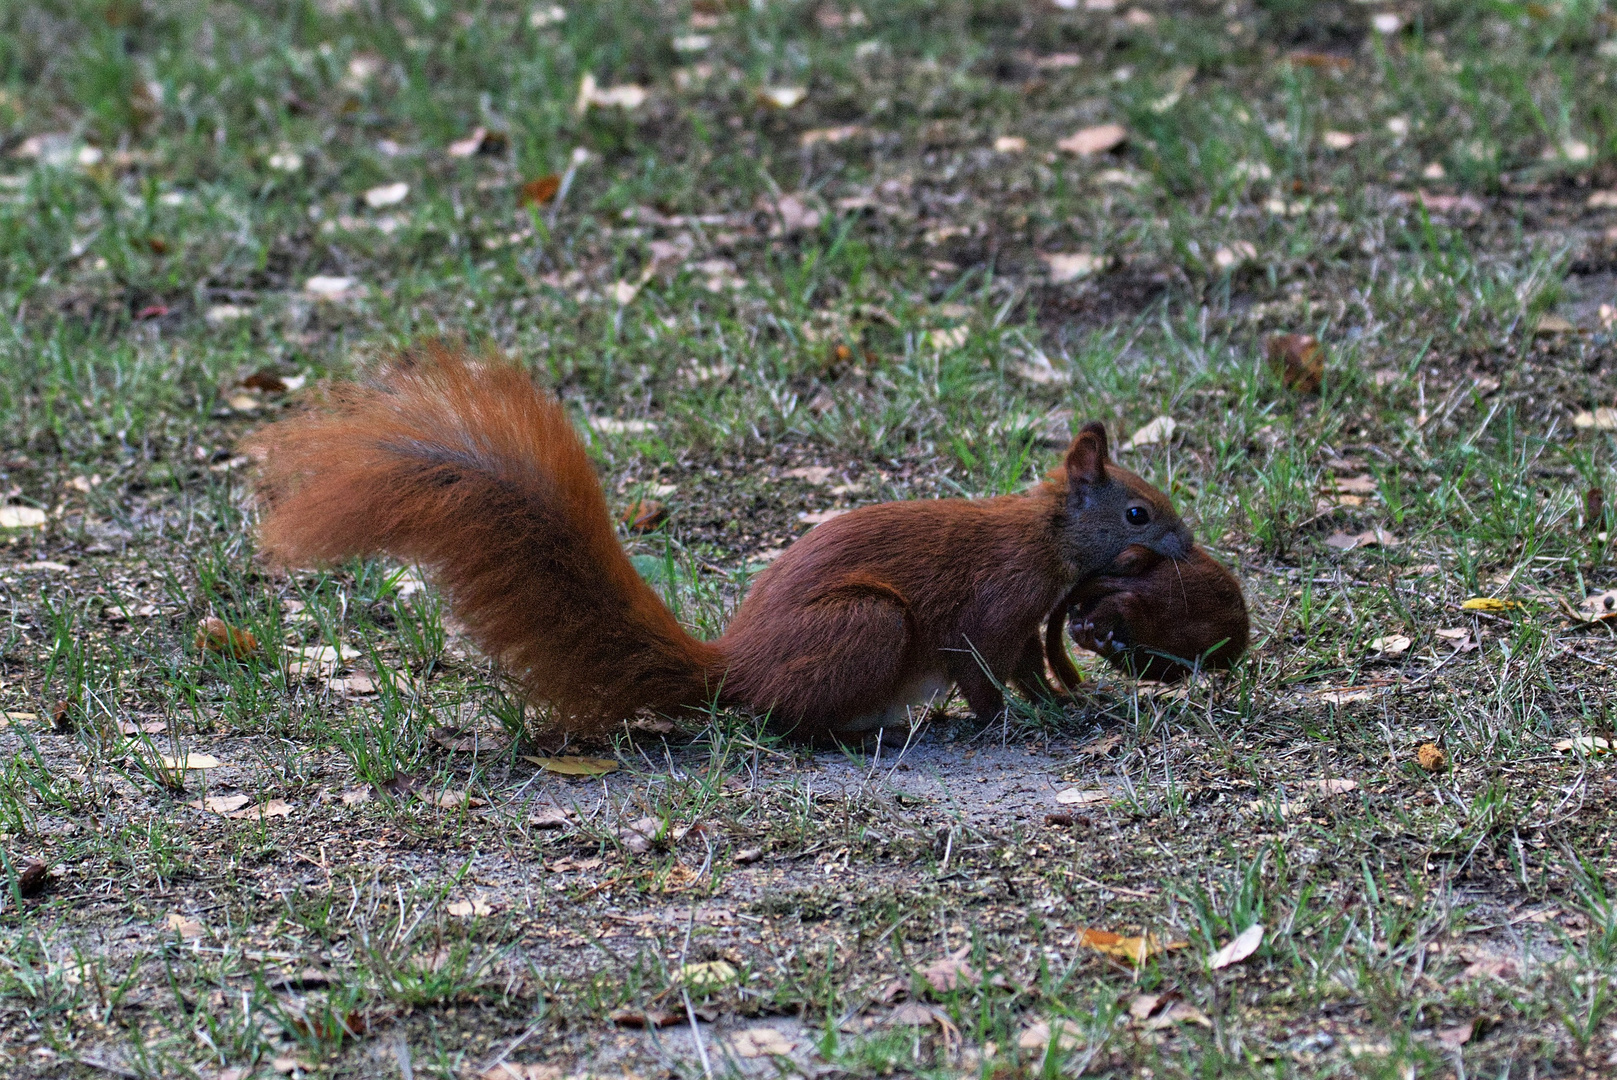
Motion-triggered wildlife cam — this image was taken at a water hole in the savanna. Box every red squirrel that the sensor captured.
[1047,544,1249,685]
[247,344,1194,740]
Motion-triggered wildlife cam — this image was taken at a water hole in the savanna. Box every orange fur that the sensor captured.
[249,344,1205,740]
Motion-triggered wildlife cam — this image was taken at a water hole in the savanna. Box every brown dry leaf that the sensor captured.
[1127,993,1165,1021]
[1058,123,1127,155]
[621,499,667,533]
[1333,474,1378,495]
[1573,589,1617,623]
[1286,50,1353,71]
[1573,407,1617,431]
[1300,778,1359,795]
[1123,415,1176,450]
[1055,787,1109,806]
[611,1007,683,1028]
[188,794,252,815]
[158,752,224,771]
[434,790,483,809]
[769,193,822,235]
[783,465,835,485]
[1076,927,1181,966]
[195,617,259,659]
[228,799,293,820]
[1436,1019,1475,1051]
[1214,242,1257,269]
[800,508,853,525]
[726,1026,795,1058]
[528,806,570,828]
[1553,736,1611,754]
[429,725,506,753]
[1208,924,1264,969]
[1536,313,1578,335]
[1370,634,1412,656]
[1416,743,1447,772]
[1317,688,1375,706]
[17,861,49,898]
[1144,1002,1213,1030]
[1266,333,1325,393]
[1435,627,1480,652]
[920,948,980,992]
[618,815,662,854]
[1325,529,1398,552]
[241,369,288,393]
[519,174,561,206]
[341,788,372,806]
[166,913,204,940]
[800,125,863,146]
[1043,251,1107,283]
[327,672,377,696]
[525,755,619,776]
[481,1065,564,1080]
[1077,733,1123,756]
[576,74,647,111]
[447,896,494,918]
[1016,1017,1082,1052]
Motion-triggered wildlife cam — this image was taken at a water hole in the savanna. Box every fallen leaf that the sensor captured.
[726,1026,794,1058]
[188,794,252,815]
[1076,927,1181,966]
[1058,123,1127,155]
[528,806,570,828]
[1016,1017,1082,1052]
[1214,241,1258,269]
[783,466,836,485]
[1333,474,1379,495]
[1573,407,1617,431]
[1208,924,1264,969]
[800,508,853,525]
[205,303,250,325]
[1322,130,1358,150]
[1371,634,1411,656]
[303,275,361,300]
[618,815,661,854]
[680,959,738,991]
[0,505,48,529]
[1266,333,1325,393]
[576,73,648,111]
[1300,778,1359,795]
[1123,415,1176,449]
[1316,688,1375,705]
[1076,733,1123,756]
[524,755,619,776]
[1553,736,1612,754]
[1287,50,1352,71]
[446,126,507,157]
[341,788,372,806]
[994,135,1028,153]
[363,182,408,209]
[1435,626,1479,651]
[925,325,969,350]
[1460,597,1521,613]
[519,174,561,205]
[1436,1018,1475,1051]
[229,799,293,820]
[1573,590,1617,623]
[611,1007,682,1028]
[1144,1002,1213,1030]
[800,125,863,146]
[756,85,807,109]
[1325,529,1398,552]
[429,725,501,753]
[920,948,980,992]
[327,673,377,696]
[1043,251,1107,283]
[1416,743,1446,772]
[447,896,494,918]
[481,1065,564,1080]
[17,861,49,898]
[887,1002,955,1032]
[166,913,204,940]
[433,789,483,809]
[1055,787,1109,806]
[158,752,224,771]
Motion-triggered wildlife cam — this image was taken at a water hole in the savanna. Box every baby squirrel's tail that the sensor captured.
[247,342,724,732]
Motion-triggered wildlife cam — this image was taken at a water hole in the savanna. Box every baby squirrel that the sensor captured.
[1047,544,1249,685]
[248,344,1194,740]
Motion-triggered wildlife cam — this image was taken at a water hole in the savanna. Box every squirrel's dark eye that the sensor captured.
[1125,506,1150,527]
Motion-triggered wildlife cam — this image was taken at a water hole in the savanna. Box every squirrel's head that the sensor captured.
[1057,422,1193,579]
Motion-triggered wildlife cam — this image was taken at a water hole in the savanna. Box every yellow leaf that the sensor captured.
[680,960,738,991]
[524,755,619,776]
[1461,597,1522,613]
[1076,928,1183,966]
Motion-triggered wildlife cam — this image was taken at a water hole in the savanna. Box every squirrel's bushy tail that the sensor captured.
[247,342,724,731]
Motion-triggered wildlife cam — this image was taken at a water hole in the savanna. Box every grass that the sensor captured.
[1,0,1617,1076]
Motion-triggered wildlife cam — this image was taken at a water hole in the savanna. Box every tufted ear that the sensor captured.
[1064,422,1110,488]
